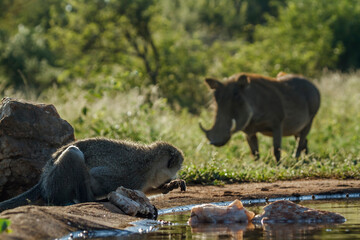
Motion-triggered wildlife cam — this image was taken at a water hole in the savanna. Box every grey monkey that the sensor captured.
[0,138,185,212]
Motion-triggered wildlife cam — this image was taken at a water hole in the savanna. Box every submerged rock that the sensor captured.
[188,199,345,227]
[253,200,346,223]
[0,97,74,201]
[108,186,158,219]
[188,199,255,225]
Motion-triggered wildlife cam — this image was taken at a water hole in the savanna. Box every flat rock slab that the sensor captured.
[151,179,360,209]
[0,202,138,240]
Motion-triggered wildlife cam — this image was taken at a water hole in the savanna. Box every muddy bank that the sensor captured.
[151,179,360,209]
[0,179,359,240]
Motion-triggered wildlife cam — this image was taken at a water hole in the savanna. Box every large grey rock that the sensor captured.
[0,97,75,201]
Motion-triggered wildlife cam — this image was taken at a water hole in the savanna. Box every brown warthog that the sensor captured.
[200,73,320,162]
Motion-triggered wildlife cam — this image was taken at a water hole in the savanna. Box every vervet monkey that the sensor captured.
[0,138,185,212]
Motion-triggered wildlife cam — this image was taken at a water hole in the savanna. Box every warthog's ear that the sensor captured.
[237,75,250,88]
[205,78,223,89]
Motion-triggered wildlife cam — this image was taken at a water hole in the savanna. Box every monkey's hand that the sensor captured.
[158,179,186,194]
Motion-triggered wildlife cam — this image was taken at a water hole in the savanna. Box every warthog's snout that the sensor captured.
[199,122,231,147]
[209,140,227,147]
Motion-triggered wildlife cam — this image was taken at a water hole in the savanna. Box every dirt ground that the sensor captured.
[1,179,359,240]
[151,179,360,209]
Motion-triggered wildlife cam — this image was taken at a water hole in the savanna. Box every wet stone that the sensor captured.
[253,200,346,223]
[108,186,158,220]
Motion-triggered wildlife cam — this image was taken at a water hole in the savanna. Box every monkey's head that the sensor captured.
[149,142,184,187]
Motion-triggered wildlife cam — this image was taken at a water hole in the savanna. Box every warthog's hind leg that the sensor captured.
[295,121,313,157]
[272,126,282,162]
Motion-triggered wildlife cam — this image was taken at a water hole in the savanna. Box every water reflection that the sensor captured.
[258,222,343,240]
[186,221,344,240]
[190,222,253,240]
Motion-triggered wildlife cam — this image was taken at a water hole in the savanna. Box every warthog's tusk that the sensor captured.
[199,122,208,133]
[230,119,236,133]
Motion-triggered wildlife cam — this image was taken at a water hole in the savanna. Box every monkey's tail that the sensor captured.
[0,182,42,212]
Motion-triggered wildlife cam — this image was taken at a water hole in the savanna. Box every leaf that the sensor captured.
[0,219,11,233]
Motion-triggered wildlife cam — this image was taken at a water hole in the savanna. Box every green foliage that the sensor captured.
[0,25,59,92]
[157,31,209,112]
[2,0,360,108]
[328,0,360,70]
[218,0,349,77]
[0,219,11,233]
[46,0,160,84]
[196,0,285,41]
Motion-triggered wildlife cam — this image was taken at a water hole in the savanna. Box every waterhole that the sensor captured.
[60,193,360,240]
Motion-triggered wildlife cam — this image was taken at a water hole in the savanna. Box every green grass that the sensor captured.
[3,72,360,184]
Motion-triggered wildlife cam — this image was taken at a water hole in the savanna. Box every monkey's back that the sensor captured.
[49,138,183,195]
[73,138,154,192]
[74,138,149,167]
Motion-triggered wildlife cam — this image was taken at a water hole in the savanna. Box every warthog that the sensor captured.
[200,73,320,162]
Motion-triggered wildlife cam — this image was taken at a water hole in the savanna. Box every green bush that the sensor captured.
[0,25,58,92]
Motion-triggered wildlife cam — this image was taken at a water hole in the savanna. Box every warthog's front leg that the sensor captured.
[246,134,259,160]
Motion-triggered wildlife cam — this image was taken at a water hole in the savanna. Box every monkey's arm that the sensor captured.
[145,179,186,195]
[89,166,142,198]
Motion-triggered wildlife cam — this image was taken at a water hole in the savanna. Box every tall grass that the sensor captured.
[3,72,360,184]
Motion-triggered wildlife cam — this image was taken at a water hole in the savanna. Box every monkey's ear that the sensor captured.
[205,78,223,90]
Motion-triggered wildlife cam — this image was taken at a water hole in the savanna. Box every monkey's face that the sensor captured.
[150,143,184,188]
[167,148,184,171]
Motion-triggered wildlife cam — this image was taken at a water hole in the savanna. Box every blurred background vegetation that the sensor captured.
[1,0,359,183]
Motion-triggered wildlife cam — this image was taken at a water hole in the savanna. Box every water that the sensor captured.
[142,199,360,240]
[60,194,360,240]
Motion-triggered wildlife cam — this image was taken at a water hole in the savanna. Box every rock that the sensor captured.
[0,202,136,240]
[0,97,75,201]
[188,199,255,225]
[108,186,158,219]
[253,200,346,223]
[188,199,345,227]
